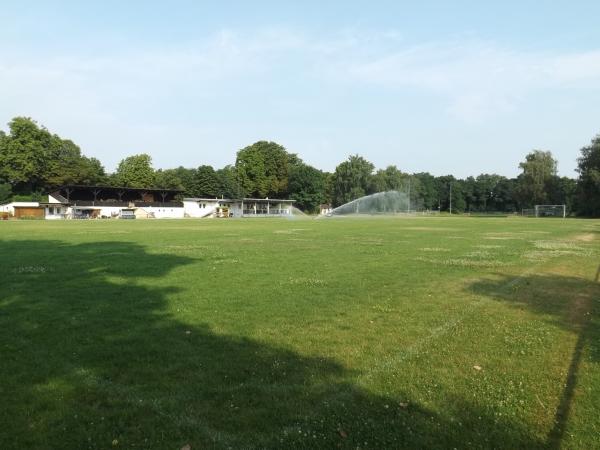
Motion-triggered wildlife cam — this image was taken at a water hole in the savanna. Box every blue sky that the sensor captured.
[1,1,600,177]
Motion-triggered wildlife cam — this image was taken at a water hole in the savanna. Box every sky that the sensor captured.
[1,1,600,177]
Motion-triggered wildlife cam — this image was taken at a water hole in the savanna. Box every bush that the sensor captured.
[11,192,46,202]
[0,183,11,203]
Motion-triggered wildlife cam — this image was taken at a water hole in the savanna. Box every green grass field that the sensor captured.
[1,216,598,449]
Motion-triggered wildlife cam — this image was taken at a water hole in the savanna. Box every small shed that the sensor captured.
[319,204,332,215]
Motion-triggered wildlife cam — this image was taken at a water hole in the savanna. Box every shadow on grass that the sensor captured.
[1,239,545,449]
[469,273,599,449]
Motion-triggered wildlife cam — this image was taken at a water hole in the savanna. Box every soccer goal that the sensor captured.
[533,205,566,218]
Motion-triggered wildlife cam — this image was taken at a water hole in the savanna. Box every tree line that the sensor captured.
[1,116,599,216]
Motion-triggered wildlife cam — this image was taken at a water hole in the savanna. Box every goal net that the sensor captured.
[521,208,536,217]
[533,205,566,218]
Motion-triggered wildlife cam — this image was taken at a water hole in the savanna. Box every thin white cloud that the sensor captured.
[0,28,599,169]
[338,40,600,121]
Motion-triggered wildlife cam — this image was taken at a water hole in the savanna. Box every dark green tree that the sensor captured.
[155,169,185,190]
[0,117,52,191]
[575,134,600,216]
[235,141,296,197]
[0,183,12,202]
[545,176,577,214]
[45,138,105,187]
[216,165,244,198]
[332,155,375,206]
[474,174,504,211]
[370,165,406,193]
[436,175,466,213]
[78,157,108,185]
[193,165,220,198]
[113,154,156,188]
[516,150,558,206]
[165,167,197,196]
[493,178,519,212]
[0,117,107,192]
[287,163,326,212]
[413,173,439,210]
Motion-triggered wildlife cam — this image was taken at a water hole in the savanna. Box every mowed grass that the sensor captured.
[0,216,598,449]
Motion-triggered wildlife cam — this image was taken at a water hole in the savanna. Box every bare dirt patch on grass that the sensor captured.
[404,226,461,232]
[573,233,595,242]
[414,256,507,268]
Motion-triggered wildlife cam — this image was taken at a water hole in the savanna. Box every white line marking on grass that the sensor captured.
[360,266,540,382]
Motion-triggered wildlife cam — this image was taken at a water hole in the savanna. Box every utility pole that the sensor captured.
[449,182,453,215]
[407,177,411,213]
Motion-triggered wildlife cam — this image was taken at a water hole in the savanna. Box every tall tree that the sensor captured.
[413,172,439,210]
[516,150,558,206]
[0,117,51,191]
[370,165,406,193]
[546,176,577,213]
[436,175,465,212]
[78,157,107,185]
[155,169,185,190]
[235,141,296,197]
[575,134,600,216]
[474,174,504,211]
[0,117,107,192]
[113,154,156,188]
[493,178,519,212]
[332,155,374,206]
[167,166,197,196]
[193,165,220,198]
[216,165,243,198]
[45,138,94,187]
[287,163,326,212]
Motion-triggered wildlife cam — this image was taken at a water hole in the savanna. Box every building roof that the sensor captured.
[183,197,294,203]
[0,201,41,207]
[48,192,69,203]
[243,198,294,203]
[51,184,184,193]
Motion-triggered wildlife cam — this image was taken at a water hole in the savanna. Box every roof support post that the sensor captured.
[92,188,102,206]
[63,187,73,202]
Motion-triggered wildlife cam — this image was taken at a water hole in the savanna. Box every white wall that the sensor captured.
[143,206,185,219]
[0,202,39,215]
[183,200,220,218]
[68,205,185,219]
[47,194,62,204]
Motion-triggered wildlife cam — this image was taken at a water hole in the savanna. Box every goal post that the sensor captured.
[533,205,566,218]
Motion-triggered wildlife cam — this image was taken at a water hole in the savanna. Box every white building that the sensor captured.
[183,198,294,218]
[1,186,294,220]
[0,185,186,220]
[0,201,46,219]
